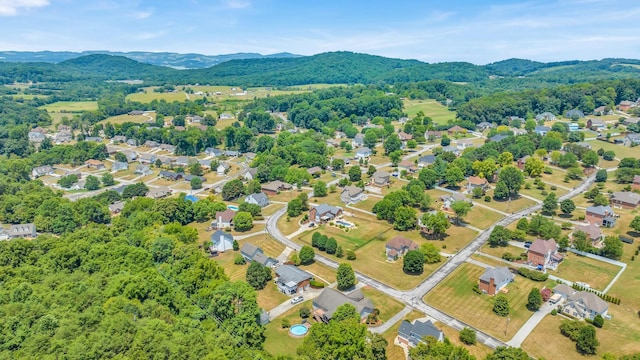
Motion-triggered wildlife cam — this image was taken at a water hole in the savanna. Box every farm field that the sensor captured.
[40,101,98,112]
[97,113,152,125]
[403,99,456,124]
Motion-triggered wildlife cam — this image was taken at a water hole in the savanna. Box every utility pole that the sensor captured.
[505,316,510,336]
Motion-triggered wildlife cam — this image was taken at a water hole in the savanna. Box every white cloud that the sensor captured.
[134,10,152,19]
[223,0,250,9]
[133,31,166,40]
[0,0,49,16]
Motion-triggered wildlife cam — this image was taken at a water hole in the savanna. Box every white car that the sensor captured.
[290,296,304,304]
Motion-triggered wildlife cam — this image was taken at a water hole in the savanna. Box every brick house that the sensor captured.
[610,191,640,209]
[478,266,514,296]
[385,236,418,261]
[585,205,617,227]
[527,238,562,270]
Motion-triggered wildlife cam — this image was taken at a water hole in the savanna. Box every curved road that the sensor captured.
[266,169,598,349]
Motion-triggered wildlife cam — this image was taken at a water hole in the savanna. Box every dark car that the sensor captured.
[524,241,532,248]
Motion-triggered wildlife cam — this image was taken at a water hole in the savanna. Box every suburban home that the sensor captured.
[585,205,617,227]
[205,147,223,157]
[219,113,233,120]
[157,156,173,165]
[398,117,409,124]
[198,159,212,169]
[623,133,640,147]
[209,230,234,254]
[28,131,45,143]
[355,147,372,160]
[398,319,444,347]
[175,156,191,166]
[108,201,126,214]
[623,117,640,126]
[385,236,418,261]
[211,209,236,229]
[312,288,374,323]
[425,130,443,139]
[146,187,172,199]
[489,134,509,142]
[138,153,157,165]
[159,170,182,181]
[567,123,580,132]
[128,110,144,116]
[244,152,256,162]
[340,185,365,204]
[510,127,528,136]
[240,243,277,267]
[371,171,390,187]
[111,161,128,172]
[439,193,471,210]
[85,159,105,170]
[144,140,160,148]
[224,150,239,158]
[243,168,258,181]
[351,134,364,148]
[587,118,607,131]
[216,163,229,175]
[189,115,203,124]
[610,191,640,209]
[307,166,323,177]
[456,139,474,151]
[183,174,204,183]
[536,112,556,121]
[478,266,514,296]
[632,175,640,191]
[134,165,153,176]
[534,126,551,136]
[593,106,612,116]
[565,109,585,119]
[309,204,343,223]
[261,181,292,195]
[447,125,466,135]
[110,135,127,143]
[7,224,36,238]
[121,150,137,162]
[398,131,413,142]
[557,286,609,321]
[517,155,530,170]
[54,131,72,144]
[418,155,437,168]
[245,192,269,207]
[573,223,603,246]
[618,100,635,112]
[527,238,562,270]
[275,265,313,295]
[31,165,54,179]
[84,136,103,143]
[477,121,495,131]
[159,144,176,153]
[398,160,417,173]
[467,176,489,194]
[334,131,346,139]
[126,139,138,147]
[112,185,127,195]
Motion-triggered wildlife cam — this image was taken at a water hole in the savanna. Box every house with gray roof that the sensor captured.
[205,147,223,157]
[275,265,313,295]
[397,319,444,347]
[573,223,603,246]
[198,159,212,169]
[138,153,157,165]
[560,288,609,321]
[610,191,640,209]
[159,171,182,181]
[31,165,54,179]
[309,204,342,223]
[312,288,374,323]
[134,165,153,176]
[477,121,495,131]
[355,147,372,160]
[110,135,127,143]
[340,185,365,204]
[224,150,239,157]
[240,243,276,267]
[418,155,437,168]
[175,156,191,166]
[586,205,617,227]
[536,112,556,121]
[623,133,640,147]
[159,144,176,153]
[144,140,160,148]
[439,193,471,210]
[28,131,46,143]
[490,134,509,142]
[351,134,364,148]
[565,109,585,119]
[245,192,269,207]
[84,136,103,143]
[210,230,234,254]
[111,161,128,172]
[385,236,418,261]
[7,224,36,239]
[126,139,138,147]
[371,170,390,187]
[243,167,258,181]
[478,266,514,296]
[108,201,126,214]
[261,180,292,195]
[534,126,551,136]
[146,186,172,199]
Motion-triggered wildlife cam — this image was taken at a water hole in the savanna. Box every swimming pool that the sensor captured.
[227,205,239,211]
[289,324,308,336]
[335,220,353,228]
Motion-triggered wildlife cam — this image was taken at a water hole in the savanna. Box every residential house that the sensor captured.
[489,134,509,142]
[397,319,444,347]
[565,109,585,119]
[183,174,204,183]
[313,288,374,323]
[307,166,323,177]
[623,133,640,147]
[517,155,530,170]
[567,122,580,132]
[536,112,556,121]
[447,125,466,135]
[211,209,236,229]
[198,159,212,169]
[573,223,603,246]
[54,131,72,144]
[334,131,346,139]
[593,106,612,116]
[610,191,640,209]
[534,126,551,136]
[209,230,234,254]
[84,136,103,143]
[216,163,229,175]
[561,288,609,321]
[371,171,390,187]
[585,205,617,227]
[425,130,443,139]
[28,131,46,143]
[351,134,364,148]
[85,159,105,170]
[157,156,173,166]
[632,175,640,191]
[587,118,607,131]
[240,243,276,267]
[527,238,562,270]
[623,117,640,127]
[467,176,489,194]
[224,150,239,157]
[456,139,474,151]
[398,131,413,148]
[108,201,126,214]
[219,113,233,120]
[175,156,191,167]
[126,139,138,147]
[205,147,223,157]
[477,121,495,131]
[111,161,128,172]
[146,187,172,199]
[398,117,409,124]
[478,266,514,296]
[355,147,372,160]
[110,135,127,143]
[121,150,137,162]
[398,160,417,173]
[385,236,418,261]
[7,224,36,238]
[0,228,8,241]
[138,153,157,165]
[128,110,144,116]
[134,165,153,176]
[439,193,471,210]
[31,165,54,179]
[618,100,635,112]
[510,127,528,136]
[261,181,292,195]
[159,171,182,181]
[553,284,576,300]
[340,185,365,204]
[309,204,343,223]
[275,265,313,295]
[189,115,203,124]
[245,192,269,207]
[144,140,160,148]
[243,168,258,181]
[418,155,437,168]
[159,144,176,153]
[442,145,459,155]
[112,185,127,196]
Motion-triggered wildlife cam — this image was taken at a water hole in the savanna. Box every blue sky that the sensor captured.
[1,0,639,64]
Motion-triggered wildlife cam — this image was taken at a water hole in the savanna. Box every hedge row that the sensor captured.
[517,267,548,282]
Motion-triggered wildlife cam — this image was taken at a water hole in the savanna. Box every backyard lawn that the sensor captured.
[480,244,527,260]
[482,191,538,213]
[586,139,639,160]
[464,205,505,229]
[424,263,552,341]
[550,252,622,291]
[263,300,311,357]
[359,286,405,322]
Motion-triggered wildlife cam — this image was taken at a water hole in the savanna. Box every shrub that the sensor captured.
[540,190,548,196]
[281,318,291,328]
[346,250,356,260]
[310,280,325,288]
[484,196,492,202]
[551,309,558,316]
[459,327,477,345]
[550,185,557,191]
[502,252,515,261]
[234,254,246,265]
[593,314,604,328]
[472,283,482,294]
[518,267,548,281]
[299,306,311,319]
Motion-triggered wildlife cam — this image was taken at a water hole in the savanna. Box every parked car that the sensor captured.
[290,296,304,304]
[308,222,316,228]
[524,241,532,248]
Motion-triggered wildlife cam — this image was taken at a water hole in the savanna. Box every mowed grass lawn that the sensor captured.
[550,252,621,291]
[482,191,538,213]
[359,286,405,322]
[40,101,98,112]
[263,300,310,357]
[97,114,151,126]
[403,99,456,124]
[586,139,639,160]
[424,263,552,341]
[464,205,505,230]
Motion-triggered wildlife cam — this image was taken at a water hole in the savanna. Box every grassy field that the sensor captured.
[97,113,151,126]
[126,89,199,102]
[586,139,638,160]
[297,214,393,251]
[465,205,505,230]
[40,101,98,112]
[403,99,456,124]
[263,300,310,357]
[482,191,538,213]
[424,263,552,341]
[550,252,621,291]
[359,286,405,322]
[480,244,527,260]
[439,324,494,359]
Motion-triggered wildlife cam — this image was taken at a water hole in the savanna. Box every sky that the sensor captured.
[1,0,640,64]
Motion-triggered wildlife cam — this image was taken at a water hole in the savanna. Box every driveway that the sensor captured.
[268,287,323,321]
[506,301,555,347]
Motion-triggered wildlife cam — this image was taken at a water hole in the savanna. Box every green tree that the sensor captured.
[420,211,450,238]
[393,206,417,230]
[222,179,245,200]
[593,193,609,206]
[368,332,388,360]
[524,156,544,177]
[299,246,315,265]
[114,152,128,162]
[410,338,474,360]
[527,288,543,311]
[593,314,604,328]
[493,295,510,316]
[190,176,203,190]
[630,216,640,234]
[498,151,514,167]
[101,172,115,186]
[516,218,529,232]
[576,325,599,355]
[384,134,402,155]
[337,262,356,290]
[287,198,303,217]
[488,225,511,247]
[313,180,327,197]
[233,239,239,251]
[459,327,477,345]
[238,202,261,217]
[486,346,530,360]
[542,192,558,215]
[451,200,472,225]
[595,169,608,182]
[58,174,79,188]
[246,261,272,290]
[441,134,451,146]
[582,150,599,167]
[325,237,338,254]
[364,130,379,149]
[336,246,344,258]
[419,243,441,264]
[189,162,204,176]
[418,168,438,189]
[497,166,524,199]
[572,231,591,252]
[560,199,576,216]
[233,211,253,231]
[403,250,424,274]
[445,165,465,187]
[472,185,484,198]
[122,182,148,198]
[389,150,403,166]
[348,166,362,182]
[600,235,623,260]
[84,175,100,191]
